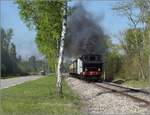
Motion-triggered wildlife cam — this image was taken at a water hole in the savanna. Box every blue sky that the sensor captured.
[1,0,41,59]
[1,0,129,59]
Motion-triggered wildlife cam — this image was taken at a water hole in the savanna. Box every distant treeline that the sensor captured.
[1,27,48,78]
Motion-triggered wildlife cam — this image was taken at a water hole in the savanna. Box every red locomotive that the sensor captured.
[69,54,103,81]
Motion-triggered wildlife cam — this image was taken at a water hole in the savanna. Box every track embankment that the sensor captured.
[66,77,150,115]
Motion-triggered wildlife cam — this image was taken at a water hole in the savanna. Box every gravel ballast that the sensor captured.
[66,77,150,115]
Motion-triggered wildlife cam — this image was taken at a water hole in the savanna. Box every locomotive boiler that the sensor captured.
[69,54,103,81]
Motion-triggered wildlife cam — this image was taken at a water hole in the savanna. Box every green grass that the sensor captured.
[123,79,150,88]
[112,78,125,84]
[0,75,82,115]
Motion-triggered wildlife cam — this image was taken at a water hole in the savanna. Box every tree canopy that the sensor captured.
[113,0,150,80]
[1,27,47,77]
[16,0,66,71]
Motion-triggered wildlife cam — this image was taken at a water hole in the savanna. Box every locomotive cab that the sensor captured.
[69,54,103,81]
[81,55,103,81]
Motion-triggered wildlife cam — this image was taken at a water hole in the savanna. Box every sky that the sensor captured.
[1,0,43,59]
[1,0,129,59]
[80,0,129,41]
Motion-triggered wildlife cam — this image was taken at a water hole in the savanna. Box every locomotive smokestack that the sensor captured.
[64,3,108,58]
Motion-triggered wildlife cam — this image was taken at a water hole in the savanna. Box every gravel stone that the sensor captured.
[66,77,150,115]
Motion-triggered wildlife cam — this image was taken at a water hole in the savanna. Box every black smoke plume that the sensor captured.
[64,4,108,58]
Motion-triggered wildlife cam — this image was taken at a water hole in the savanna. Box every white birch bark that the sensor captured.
[56,2,67,96]
[148,25,150,86]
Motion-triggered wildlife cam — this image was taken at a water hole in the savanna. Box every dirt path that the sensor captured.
[0,75,43,89]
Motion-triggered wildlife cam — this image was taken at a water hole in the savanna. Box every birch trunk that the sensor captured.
[56,2,67,96]
[148,25,150,85]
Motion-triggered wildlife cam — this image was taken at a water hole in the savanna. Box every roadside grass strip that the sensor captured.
[0,75,82,115]
[123,80,150,88]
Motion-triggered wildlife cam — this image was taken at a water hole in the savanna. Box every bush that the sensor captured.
[105,51,122,81]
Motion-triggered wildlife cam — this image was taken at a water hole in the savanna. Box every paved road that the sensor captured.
[0,75,43,89]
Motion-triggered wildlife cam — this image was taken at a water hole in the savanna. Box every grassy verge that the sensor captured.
[123,80,150,88]
[0,75,82,115]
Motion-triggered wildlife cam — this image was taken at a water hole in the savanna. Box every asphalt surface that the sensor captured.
[0,75,43,89]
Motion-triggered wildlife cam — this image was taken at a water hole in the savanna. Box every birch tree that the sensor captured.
[134,0,150,81]
[17,0,68,95]
[56,2,67,96]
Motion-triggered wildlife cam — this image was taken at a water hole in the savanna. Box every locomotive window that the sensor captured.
[84,56,89,61]
[90,56,95,61]
[97,57,101,61]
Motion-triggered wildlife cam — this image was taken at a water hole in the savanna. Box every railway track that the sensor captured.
[95,82,150,106]
[103,82,150,94]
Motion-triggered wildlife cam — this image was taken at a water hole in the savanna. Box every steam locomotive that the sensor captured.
[69,54,103,81]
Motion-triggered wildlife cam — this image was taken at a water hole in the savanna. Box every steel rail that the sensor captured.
[95,83,150,106]
[103,82,150,95]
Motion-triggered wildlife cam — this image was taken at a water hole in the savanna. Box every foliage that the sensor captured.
[1,75,82,115]
[16,0,66,71]
[1,27,21,77]
[0,27,47,77]
[18,56,48,74]
[122,29,143,57]
[113,0,150,81]
[133,0,150,25]
[105,44,122,81]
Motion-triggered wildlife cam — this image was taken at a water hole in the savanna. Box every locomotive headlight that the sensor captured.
[85,68,88,71]
[98,68,101,71]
